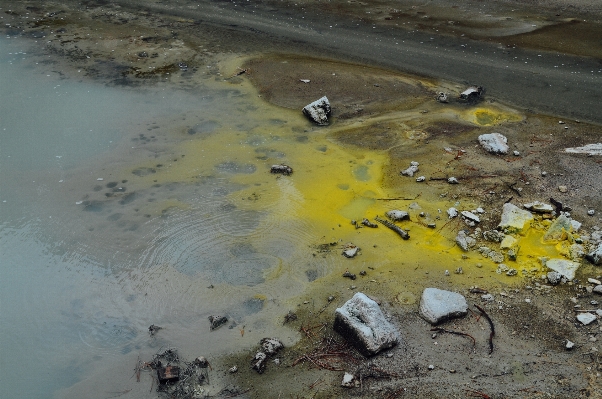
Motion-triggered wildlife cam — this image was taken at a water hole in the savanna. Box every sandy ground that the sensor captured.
[2,0,602,398]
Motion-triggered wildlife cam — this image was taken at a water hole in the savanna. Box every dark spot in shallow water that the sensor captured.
[93,185,103,191]
[119,192,138,205]
[82,200,103,212]
[106,182,118,188]
[132,167,156,176]
[306,269,319,282]
[215,161,256,174]
[241,297,264,314]
[107,213,122,221]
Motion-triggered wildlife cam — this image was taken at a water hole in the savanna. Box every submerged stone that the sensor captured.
[419,288,468,325]
[546,258,580,280]
[334,292,400,356]
[498,203,533,234]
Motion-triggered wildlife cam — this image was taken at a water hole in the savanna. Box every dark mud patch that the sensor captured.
[424,120,478,138]
[330,122,404,150]
[244,55,432,118]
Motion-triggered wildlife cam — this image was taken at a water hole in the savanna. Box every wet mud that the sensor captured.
[1,1,602,398]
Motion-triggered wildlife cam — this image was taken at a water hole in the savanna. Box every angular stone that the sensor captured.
[478,133,509,154]
[386,210,410,221]
[334,292,400,356]
[483,230,505,242]
[547,271,562,285]
[419,288,468,325]
[498,203,533,234]
[576,313,597,325]
[500,235,518,249]
[543,214,572,243]
[302,96,331,125]
[594,285,602,295]
[546,258,580,280]
[456,230,476,251]
[523,201,554,213]
[586,243,602,265]
[401,161,419,177]
[461,211,480,223]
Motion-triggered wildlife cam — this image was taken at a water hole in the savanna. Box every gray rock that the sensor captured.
[419,288,468,325]
[401,161,419,177]
[302,96,331,125]
[488,250,505,263]
[334,292,400,356]
[586,243,602,265]
[461,211,480,224]
[498,203,533,234]
[483,230,505,242]
[576,313,597,325]
[260,338,284,355]
[456,230,476,251]
[447,207,458,219]
[478,133,509,154]
[341,372,356,388]
[386,210,410,221]
[523,201,554,213]
[448,177,459,184]
[547,271,562,285]
[593,285,602,295]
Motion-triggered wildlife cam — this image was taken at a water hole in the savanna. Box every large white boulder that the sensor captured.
[498,203,533,234]
[478,133,509,154]
[546,258,580,280]
[419,288,468,325]
[334,292,400,356]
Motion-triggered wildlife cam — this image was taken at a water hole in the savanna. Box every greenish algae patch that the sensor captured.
[466,106,524,126]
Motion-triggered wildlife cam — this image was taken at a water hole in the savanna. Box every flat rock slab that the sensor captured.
[302,96,330,125]
[334,292,400,356]
[498,203,533,234]
[419,288,468,325]
[546,258,580,280]
[478,133,508,154]
[543,215,572,243]
[577,313,597,325]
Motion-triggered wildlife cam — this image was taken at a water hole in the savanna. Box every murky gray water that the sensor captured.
[0,36,323,398]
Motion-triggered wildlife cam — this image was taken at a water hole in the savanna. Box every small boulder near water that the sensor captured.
[334,292,400,356]
[478,133,509,154]
[419,288,468,325]
[302,96,331,125]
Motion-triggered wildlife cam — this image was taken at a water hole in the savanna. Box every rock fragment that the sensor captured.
[401,161,420,177]
[593,285,602,295]
[498,203,533,234]
[341,372,357,388]
[334,292,400,356]
[523,201,554,213]
[447,207,458,219]
[546,258,580,280]
[577,313,597,326]
[586,243,602,265]
[543,215,572,242]
[270,164,293,175]
[456,230,476,251]
[478,133,509,154]
[461,211,480,224]
[386,210,410,221]
[547,271,562,285]
[419,288,468,325]
[302,96,331,125]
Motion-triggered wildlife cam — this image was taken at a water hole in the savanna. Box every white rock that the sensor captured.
[461,211,480,223]
[448,177,459,184]
[302,96,331,125]
[300,79,310,83]
[456,230,476,251]
[341,372,356,388]
[564,143,602,156]
[476,207,485,213]
[588,278,602,285]
[546,259,580,280]
[566,340,575,349]
[593,285,602,295]
[597,309,602,317]
[513,150,520,156]
[478,133,509,154]
[416,176,426,182]
[401,162,419,177]
[334,292,400,356]
[498,203,533,234]
[523,201,554,213]
[547,271,562,285]
[419,288,468,325]
[577,313,597,325]
[500,235,518,249]
[447,207,458,219]
[571,220,582,232]
[229,366,238,373]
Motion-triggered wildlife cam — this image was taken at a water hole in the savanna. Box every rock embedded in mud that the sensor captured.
[341,372,357,388]
[478,133,509,155]
[456,230,476,251]
[208,315,228,330]
[461,211,480,224]
[270,164,293,175]
[260,338,284,355]
[333,292,400,356]
[302,96,331,125]
[419,288,468,325]
[547,271,562,285]
[251,351,268,373]
[498,203,533,234]
[546,258,580,280]
[523,201,554,213]
[586,243,602,265]
[593,285,602,295]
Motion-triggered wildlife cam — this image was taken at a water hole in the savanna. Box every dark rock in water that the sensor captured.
[251,351,267,373]
[302,96,331,125]
[334,292,400,356]
[157,366,180,384]
[260,337,284,355]
[270,164,293,175]
[208,315,228,330]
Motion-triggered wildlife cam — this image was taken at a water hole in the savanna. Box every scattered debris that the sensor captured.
[334,292,400,356]
[252,338,284,374]
[343,270,357,280]
[375,216,410,240]
[302,96,331,125]
[401,161,420,177]
[419,288,468,325]
[208,315,228,330]
[478,133,509,155]
[270,164,293,175]
[361,218,378,228]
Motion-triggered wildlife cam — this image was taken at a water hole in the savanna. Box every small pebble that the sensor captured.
[428,365,435,370]
[416,176,426,182]
[513,150,520,156]
[541,171,547,176]
[558,185,568,193]
[566,340,575,349]
[97,178,104,181]
[588,210,596,216]
[229,366,238,373]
